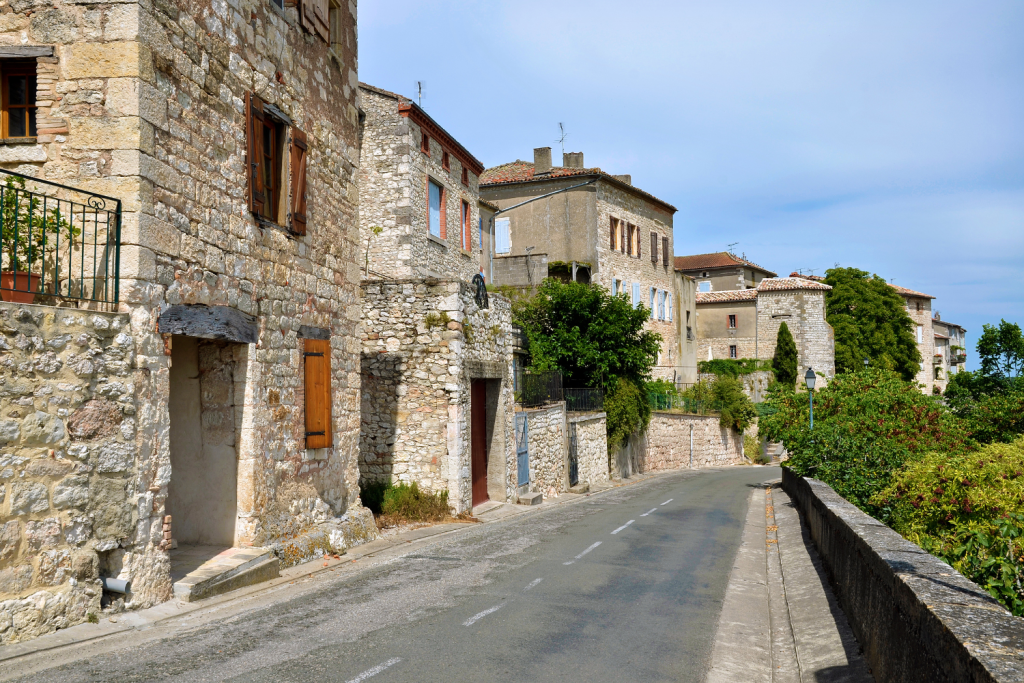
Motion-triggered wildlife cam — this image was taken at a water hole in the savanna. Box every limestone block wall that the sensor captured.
[903,296,935,393]
[570,412,608,488]
[522,403,565,498]
[756,290,835,387]
[360,280,516,512]
[697,337,757,363]
[0,303,137,645]
[643,413,746,471]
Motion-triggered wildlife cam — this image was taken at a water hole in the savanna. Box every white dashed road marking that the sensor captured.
[463,604,504,626]
[564,541,603,565]
[640,508,657,517]
[660,498,673,505]
[347,658,402,683]
[524,578,543,591]
[611,520,635,534]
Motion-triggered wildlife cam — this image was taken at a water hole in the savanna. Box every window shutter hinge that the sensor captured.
[306,431,325,437]
[304,352,324,357]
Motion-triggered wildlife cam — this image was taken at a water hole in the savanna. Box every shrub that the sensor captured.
[606,377,650,451]
[967,390,1024,445]
[772,322,798,389]
[381,482,451,521]
[359,480,389,515]
[698,358,771,378]
[712,376,757,431]
[744,434,768,463]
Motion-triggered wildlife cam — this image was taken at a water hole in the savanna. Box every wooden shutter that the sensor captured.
[650,232,658,263]
[312,0,330,42]
[290,127,308,235]
[609,217,616,249]
[246,92,266,216]
[304,338,333,449]
[662,237,669,265]
[626,223,632,256]
[636,226,641,259]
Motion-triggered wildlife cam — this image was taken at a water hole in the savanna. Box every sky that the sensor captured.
[358,1,1024,370]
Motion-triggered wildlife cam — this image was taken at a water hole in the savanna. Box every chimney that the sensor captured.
[534,147,552,174]
[563,151,584,169]
[612,174,631,185]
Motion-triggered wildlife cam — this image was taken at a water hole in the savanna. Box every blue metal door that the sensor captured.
[516,413,529,487]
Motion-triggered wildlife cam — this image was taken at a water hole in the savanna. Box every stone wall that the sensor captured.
[0,303,137,644]
[569,412,607,488]
[902,295,936,394]
[491,253,549,288]
[644,412,747,471]
[756,289,835,388]
[522,403,565,498]
[360,279,516,512]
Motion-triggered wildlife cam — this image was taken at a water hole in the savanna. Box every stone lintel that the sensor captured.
[157,304,258,344]
[297,325,329,340]
[0,46,54,59]
[466,360,504,379]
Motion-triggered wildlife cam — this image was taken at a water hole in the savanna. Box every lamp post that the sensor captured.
[805,367,817,430]
[863,358,870,369]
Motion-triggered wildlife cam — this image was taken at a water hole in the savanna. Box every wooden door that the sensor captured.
[471,380,488,507]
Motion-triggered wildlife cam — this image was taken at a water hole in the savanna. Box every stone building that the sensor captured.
[694,277,835,389]
[673,272,698,386]
[0,0,371,644]
[357,84,516,512]
[890,284,938,393]
[674,252,776,294]
[480,147,679,381]
[932,314,967,394]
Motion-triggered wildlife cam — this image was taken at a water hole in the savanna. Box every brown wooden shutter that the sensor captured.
[246,92,266,216]
[300,0,314,34]
[626,223,632,256]
[312,0,330,42]
[290,127,308,235]
[609,217,616,249]
[662,237,669,265]
[636,226,641,259]
[650,232,658,263]
[304,338,332,449]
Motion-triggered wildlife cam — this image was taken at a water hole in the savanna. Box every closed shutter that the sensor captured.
[610,217,616,249]
[650,232,658,263]
[290,127,308,235]
[662,237,669,265]
[636,226,641,259]
[304,338,333,449]
[246,92,266,216]
[626,223,632,255]
[495,217,510,254]
[312,0,330,42]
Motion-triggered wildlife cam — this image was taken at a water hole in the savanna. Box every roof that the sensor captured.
[933,317,965,331]
[676,252,777,276]
[889,283,935,300]
[479,159,677,213]
[695,289,758,304]
[934,333,950,340]
[789,272,825,281]
[359,83,484,175]
[478,197,499,211]
[757,277,831,292]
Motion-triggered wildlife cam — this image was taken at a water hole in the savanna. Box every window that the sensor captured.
[728,314,736,329]
[667,294,672,322]
[632,282,640,308]
[657,290,666,320]
[428,179,445,239]
[2,62,36,139]
[462,166,469,186]
[698,281,712,293]
[916,325,923,344]
[246,92,306,231]
[634,225,641,258]
[421,132,430,155]
[303,337,333,449]
[626,223,633,256]
[495,217,510,254]
[650,232,658,264]
[442,150,450,171]
[662,237,669,266]
[649,287,656,320]
[916,302,922,312]
[729,345,737,359]
[461,200,471,251]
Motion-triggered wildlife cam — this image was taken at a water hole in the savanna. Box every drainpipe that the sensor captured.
[102,577,131,594]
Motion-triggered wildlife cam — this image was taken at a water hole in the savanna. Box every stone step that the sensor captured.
[517,492,543,506]
[172,547,280,603]
[568,483,590,494]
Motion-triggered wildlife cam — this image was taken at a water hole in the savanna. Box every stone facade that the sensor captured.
[521,403,565,498]
[932,315,967,394]
[644,412,747,470]
[674,252,776,294]
[0,0,370,642]
[359,279,516,512]
[358,84,483,283]
[897,290,937,394]
[673,272,698,386]
[570,412,608,490]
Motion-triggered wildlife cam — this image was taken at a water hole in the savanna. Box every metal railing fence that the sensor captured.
[515,370,563,408]
[564,387,604,412]
[0,168,122,305]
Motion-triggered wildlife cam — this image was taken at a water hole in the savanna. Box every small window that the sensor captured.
[428,179,445,239]
[916,325,923,344]
[495,217,510,254]
[461,200,471,251]
[728,314,736,329]
[3,63,38,138]
[686,310,690,323]
[421,132,430,155]
[698,282,712,293]
[462,166,469,186]
[729,345,737,359]
[442,150,450,171]
[246,92,294,225]
[299,0,330,42]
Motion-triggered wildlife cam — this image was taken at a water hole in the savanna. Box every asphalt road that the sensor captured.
[7,467,775,683]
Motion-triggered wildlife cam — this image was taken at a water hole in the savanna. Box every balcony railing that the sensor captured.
[0,168,122,306]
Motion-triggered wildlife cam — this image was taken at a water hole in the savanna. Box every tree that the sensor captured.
[977,320,1024,380]
[821,267,921,381]
[945,319,1023,422]
[772,321,798,389]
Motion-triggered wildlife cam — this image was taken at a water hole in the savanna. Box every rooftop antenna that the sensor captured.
[556,123,568,157]
[417,81,423,108]
[727,242,739,254]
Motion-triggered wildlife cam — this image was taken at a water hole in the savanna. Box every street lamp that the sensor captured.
[863,358,870,369]
[805,367,817,430]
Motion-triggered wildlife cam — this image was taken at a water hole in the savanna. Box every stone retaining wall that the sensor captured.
[569,412,607,489]
[523,403,565,498]
[644,412,747,471]
[783,469,1024,682]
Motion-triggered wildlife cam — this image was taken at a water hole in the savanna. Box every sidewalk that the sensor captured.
[0,466,691,671]
[706,481,874,683]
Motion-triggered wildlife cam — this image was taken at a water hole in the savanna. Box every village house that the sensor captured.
[932,313,967,394]
[890,284,940,394]
[674,251,777,293]
[357,84,518,512]
[480,147,680,382]
[0,0,371,644]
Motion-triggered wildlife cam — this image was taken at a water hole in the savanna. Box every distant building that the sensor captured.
[932,314,967,393]
[889,284,939,394]
[674,252,777,293]
[674,273,699,385]
[481,147,680,381]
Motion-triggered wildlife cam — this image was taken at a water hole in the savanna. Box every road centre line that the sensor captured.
[463,603,504,626]
[564,541,603,565]
[611,520,635,534]
[661,498,673,505]
[346,657,402,683]
[640,508,657,517]
[524,578,543,591]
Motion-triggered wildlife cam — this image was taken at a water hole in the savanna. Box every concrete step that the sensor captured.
[568,483,590,494]
[172,547,280,603]
[517,492,543,506]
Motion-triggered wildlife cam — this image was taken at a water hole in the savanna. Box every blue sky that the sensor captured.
[359,1,1024,369]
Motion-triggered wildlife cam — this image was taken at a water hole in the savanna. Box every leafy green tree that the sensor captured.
[772,321,798,389]
[977,320,1024,380]
[712,376,757,431]
[821,267,921,381]
[605,378,651,450]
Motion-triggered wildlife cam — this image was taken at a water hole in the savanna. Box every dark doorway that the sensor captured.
[471,379,488,506]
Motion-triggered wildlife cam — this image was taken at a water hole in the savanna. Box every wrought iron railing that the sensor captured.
[0,168,122,305]
[515,370,563,407]
[647,392,722,415]
[565,387,604,412]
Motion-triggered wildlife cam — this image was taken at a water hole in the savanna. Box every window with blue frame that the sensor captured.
[428,179,443,238]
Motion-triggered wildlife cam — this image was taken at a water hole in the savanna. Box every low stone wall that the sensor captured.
[523,403,565,497]
[0,303,138,645]
[644,412,746,471]
[569,412,607,488]
[783,469,1024,682]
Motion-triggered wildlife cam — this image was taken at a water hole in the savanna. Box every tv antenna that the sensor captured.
[417,81,423,108]
[727,242,739,254]
[556,123,568,156]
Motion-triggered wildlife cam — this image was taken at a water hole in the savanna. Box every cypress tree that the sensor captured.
[773,321,798,389]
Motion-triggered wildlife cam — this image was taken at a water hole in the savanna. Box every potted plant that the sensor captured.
[0,175,76,304]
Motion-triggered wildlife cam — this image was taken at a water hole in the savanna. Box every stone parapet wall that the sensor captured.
[569,412,607,488]
[0,303,137,644]
[644,412,747,471]
[783,470,1024,682]
[522,403,565,498]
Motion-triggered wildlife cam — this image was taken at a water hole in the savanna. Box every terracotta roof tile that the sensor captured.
[757,277,831,292]
[695,289,758,304]
[788,272,826,281]
[675,252,776,276]
[889,283,935,299]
